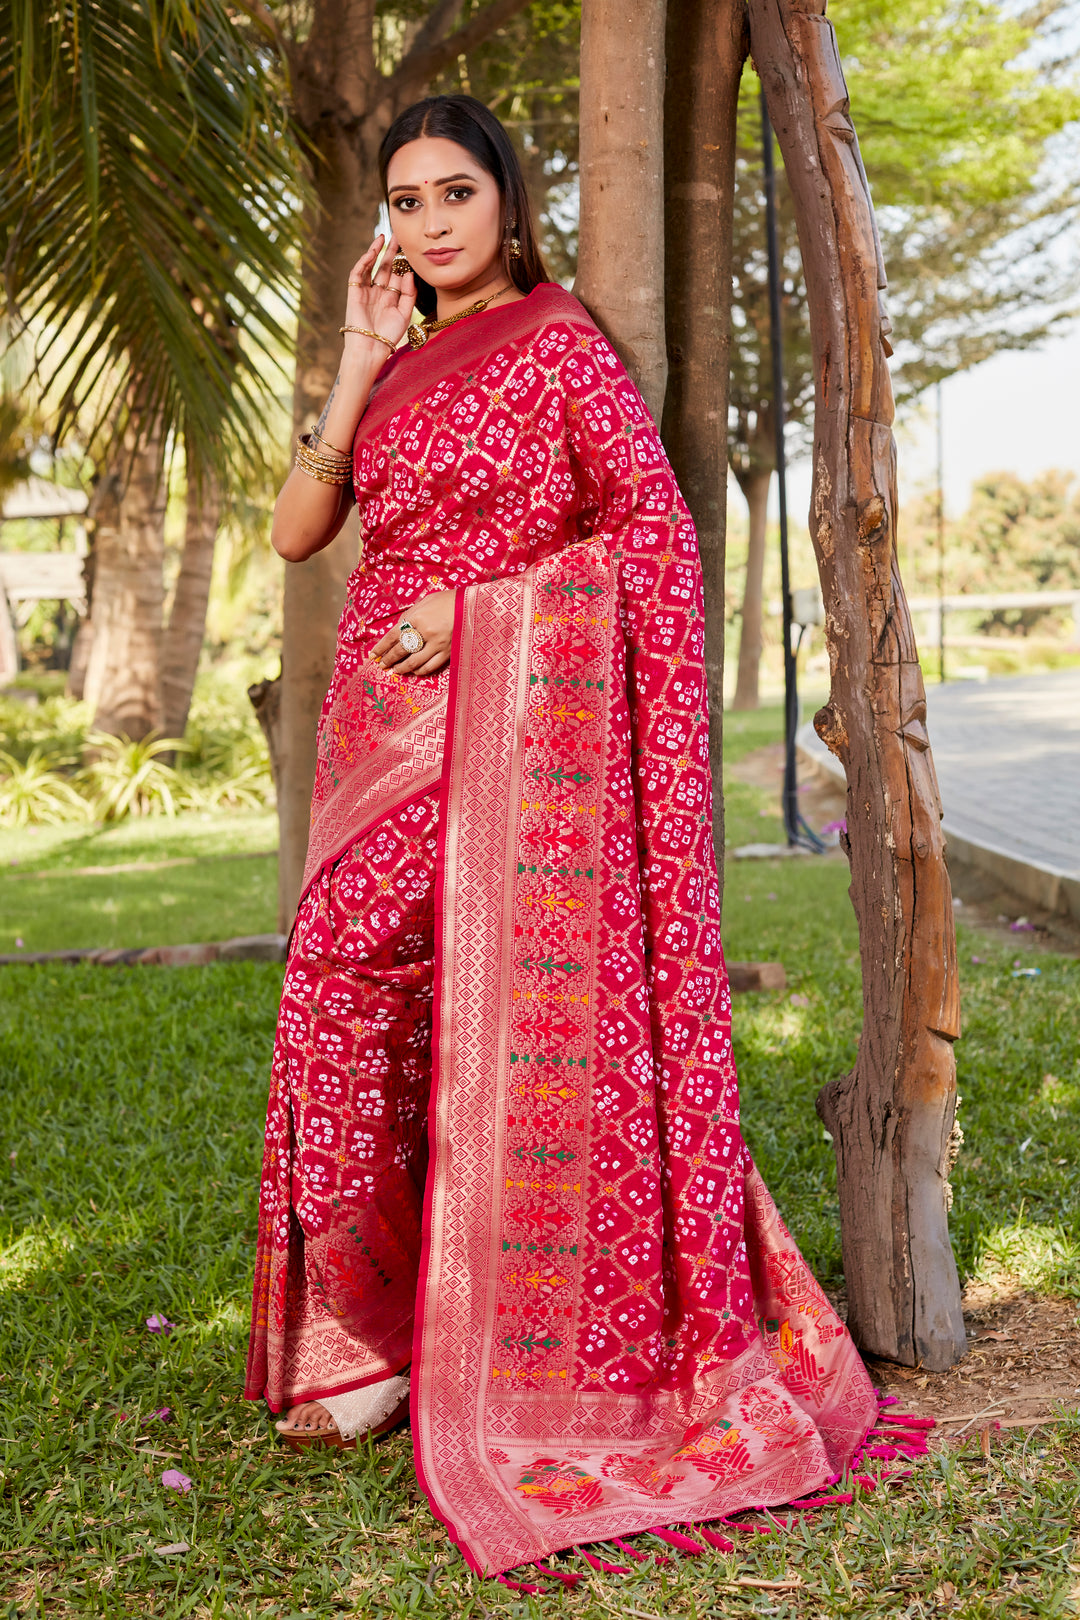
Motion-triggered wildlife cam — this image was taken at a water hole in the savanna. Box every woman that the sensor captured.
[246,93,878,1581]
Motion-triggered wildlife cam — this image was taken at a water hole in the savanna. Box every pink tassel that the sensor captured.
[611,1538,650,1563]
[697,1528,736,1552]
[875,1391,899,1405]
[536,1564,582,1587]
[853,1473,878,1490]
[793,1492,854,1508]
[867,1445,898,1460]
[581,1552,631,1574]
[650,1528,705,1554]
[879,1414,934,1429]
[720,1518,774,1535]
[498,1574,546,1595]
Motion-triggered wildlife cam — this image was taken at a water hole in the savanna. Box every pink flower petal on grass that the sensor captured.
[789,993,810,1008]
[15,938,24,949]
[161,1469,192,1493]
[152,1407,172,1421]
[821,819,847,836]
[146,1313,175,1336]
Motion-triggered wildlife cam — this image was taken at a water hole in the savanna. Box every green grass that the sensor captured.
[0,710,1077,1615]
[0,812,278,952]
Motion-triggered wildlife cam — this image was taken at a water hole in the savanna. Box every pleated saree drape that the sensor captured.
[246,284,877,1576]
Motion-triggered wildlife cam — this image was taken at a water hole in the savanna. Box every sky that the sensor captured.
[782,322,1080,525]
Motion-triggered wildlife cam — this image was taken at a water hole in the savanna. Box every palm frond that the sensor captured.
[0,0,303,478]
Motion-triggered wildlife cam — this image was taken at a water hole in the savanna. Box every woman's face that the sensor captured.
[385,136,505,295]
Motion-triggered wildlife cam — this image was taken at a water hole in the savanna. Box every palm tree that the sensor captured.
[0,0,301,737]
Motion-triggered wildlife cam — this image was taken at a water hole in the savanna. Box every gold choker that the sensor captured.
[407,285,511,349]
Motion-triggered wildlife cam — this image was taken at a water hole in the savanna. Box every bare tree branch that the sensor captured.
[229,0,297,75]
[388,0,535,103]
[398,0,464,65]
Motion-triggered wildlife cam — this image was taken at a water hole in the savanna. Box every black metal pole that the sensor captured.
[761,90,800,847]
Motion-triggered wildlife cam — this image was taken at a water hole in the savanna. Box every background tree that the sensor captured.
[904,468,1080,628]
[574,0,667,420]
[236,0,585,928]
[0,0,301,739]
[661,0,748,865]
[728,0,1080,708]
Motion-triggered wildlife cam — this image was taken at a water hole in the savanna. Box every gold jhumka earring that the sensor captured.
[391,253,412,276]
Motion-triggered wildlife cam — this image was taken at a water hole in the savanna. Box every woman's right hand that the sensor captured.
[342,234,416,360]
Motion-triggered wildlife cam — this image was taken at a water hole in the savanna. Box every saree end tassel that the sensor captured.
[581,1552,631,1574]
[720,1517,776,1535]
[650,1527,706,1555]
[879,1413,935,1429]
[852,1473,879,1490]
[535,1564,582,1588]
[697,1527,736,1552]
[610,1537,651,1563]
[876,1391,899,1405]
[498,1574,546,1595]
[791,1493,854,1508]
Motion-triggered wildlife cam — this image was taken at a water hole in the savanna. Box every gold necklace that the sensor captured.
[407,284,512,349]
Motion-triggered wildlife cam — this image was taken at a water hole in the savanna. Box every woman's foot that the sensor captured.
[273,1382,411,1453]
[276,1401,338,1439]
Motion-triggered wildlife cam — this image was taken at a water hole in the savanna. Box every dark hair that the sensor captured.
[377,95,547,317]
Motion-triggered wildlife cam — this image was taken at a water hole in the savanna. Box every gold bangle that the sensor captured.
[295,438,351,485]
[296,432,350,468]
[339,326,397,354]
[295,457,350,487]
[310,425,351,459]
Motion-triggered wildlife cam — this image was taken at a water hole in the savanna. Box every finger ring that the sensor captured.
[348,276,365,287]
[398,619,425,655]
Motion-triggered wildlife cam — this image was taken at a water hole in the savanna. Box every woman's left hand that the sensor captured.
[371,589,456,675]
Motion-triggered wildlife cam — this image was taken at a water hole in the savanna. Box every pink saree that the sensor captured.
[246,284,878,1577]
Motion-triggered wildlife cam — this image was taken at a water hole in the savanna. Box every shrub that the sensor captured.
[77,732,188,821]
[0,747,89,826]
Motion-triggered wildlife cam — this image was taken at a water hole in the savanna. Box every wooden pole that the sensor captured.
[747,0,967,1369]
[661,0,747,881]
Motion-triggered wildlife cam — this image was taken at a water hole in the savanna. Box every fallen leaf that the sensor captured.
[154,1542,189,1556]
[979,1331,1013,1342]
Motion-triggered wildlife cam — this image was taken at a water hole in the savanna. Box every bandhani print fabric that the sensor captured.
[246,283,879,1577]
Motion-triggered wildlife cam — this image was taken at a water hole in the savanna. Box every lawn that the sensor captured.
[0,812,278,953]
[0,708,1077,1616]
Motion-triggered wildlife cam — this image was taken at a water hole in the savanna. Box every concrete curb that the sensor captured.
[795,722,1080,924]
[0,933,288,968]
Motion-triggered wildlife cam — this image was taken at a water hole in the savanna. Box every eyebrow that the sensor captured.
[387,173,477,195]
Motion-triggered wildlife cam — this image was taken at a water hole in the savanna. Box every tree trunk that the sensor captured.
[661,0,747,881]
[161,470,222,740]
[83,405,166,739]
[749,0,966,1369]
[731,463,771,710]
[268,0,537,931]
[575,0,669,422]
[268,0,381,931]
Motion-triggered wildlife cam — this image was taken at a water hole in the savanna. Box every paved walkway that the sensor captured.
[798,669,1080,918]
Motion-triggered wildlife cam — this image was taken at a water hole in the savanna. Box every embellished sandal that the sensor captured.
[276,1377,411,1454]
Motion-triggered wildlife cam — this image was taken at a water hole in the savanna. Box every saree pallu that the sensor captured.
[247,285,877,1577]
